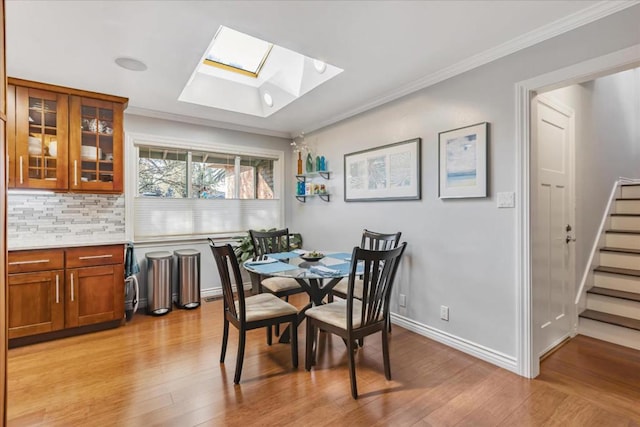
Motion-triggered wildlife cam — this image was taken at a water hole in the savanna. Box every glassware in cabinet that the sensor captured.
[11,86,68,190]
[69,96,123,192]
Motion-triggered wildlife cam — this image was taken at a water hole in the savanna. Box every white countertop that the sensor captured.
[8,238,129,251]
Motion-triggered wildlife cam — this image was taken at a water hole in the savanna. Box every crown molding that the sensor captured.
[305,0,640,135]
[124,106,292,140]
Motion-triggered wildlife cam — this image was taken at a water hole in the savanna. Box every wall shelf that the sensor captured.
[295,170,331,203]
[295,194,330,203]
[295,171,331,181]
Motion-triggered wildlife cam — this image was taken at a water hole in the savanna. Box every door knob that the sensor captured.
[566,235,576,244]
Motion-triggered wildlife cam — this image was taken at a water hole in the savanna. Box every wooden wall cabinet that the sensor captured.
[6,78,127,193]
[8,244,125,343]
[7,85,69,190]
[69,96,124,193]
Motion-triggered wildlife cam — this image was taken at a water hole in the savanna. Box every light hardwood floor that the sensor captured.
[7,294,640,426]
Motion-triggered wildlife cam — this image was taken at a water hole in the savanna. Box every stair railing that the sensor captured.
[575,177,640,304]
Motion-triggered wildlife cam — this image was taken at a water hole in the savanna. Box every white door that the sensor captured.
[531,95,576,359]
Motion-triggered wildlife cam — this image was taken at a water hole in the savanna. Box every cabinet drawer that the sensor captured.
[8,249,64,274]
[66,244,124,268]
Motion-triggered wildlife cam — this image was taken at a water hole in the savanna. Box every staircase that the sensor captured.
[579,183,640,350]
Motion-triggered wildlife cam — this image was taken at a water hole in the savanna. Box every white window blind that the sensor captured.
[134,197,280,239]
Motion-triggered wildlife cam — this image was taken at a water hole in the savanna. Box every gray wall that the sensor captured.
[288,6,640,360]
[544,68,640,287]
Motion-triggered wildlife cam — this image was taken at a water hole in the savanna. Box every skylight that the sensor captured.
[180,26,343,117]
[204,26,273,78]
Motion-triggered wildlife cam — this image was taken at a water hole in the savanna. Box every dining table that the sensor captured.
[243,249,362,343]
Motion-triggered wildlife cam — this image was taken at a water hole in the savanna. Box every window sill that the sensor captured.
[134,233,245,248]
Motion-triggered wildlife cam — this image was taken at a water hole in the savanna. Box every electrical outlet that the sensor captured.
[399,294,407,307]
[440,305,449,321]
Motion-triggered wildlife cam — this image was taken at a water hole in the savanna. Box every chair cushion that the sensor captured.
[236,293,298,322]
[305,300,366,330]
[332,278,364,299]
[262,276,301,293]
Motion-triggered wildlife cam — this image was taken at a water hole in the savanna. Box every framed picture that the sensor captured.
[439,122,488,199]
[344,138,421,202]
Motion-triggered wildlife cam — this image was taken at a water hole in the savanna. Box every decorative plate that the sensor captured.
[300,254,324,262]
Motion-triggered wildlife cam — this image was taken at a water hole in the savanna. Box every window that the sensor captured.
[134,142,282,240]
[138,147,187,197]
[137,147,276,200]
[189,152,275,200]
[203,26,273,78]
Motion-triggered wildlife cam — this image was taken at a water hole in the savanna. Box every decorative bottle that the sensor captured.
[315,156,321,171]
[297,152,303,175]
[306,153,313,173]
[320,156,325,171]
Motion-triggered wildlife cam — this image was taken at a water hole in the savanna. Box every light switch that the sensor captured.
[497,192,515,208]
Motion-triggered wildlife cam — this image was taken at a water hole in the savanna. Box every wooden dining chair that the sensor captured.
[249,228,306,299]
[209,241,299,384]
[330,229,402,300]
[330,229,401,343]
[305,242,407,399]
[249,228,308,339]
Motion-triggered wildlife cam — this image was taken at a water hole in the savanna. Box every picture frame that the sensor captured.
[344,138,421,202]
[439,122,488,199]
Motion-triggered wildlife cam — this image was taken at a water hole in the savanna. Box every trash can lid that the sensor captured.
[146,251,172,259]
[174,249,200,256]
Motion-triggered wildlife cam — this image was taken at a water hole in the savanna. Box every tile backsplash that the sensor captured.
[8,193,126,249]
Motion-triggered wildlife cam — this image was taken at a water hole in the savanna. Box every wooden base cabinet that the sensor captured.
[7,249,65,339]
[8,244,125,344]
[66,264,124,328]
[8,270,65,339]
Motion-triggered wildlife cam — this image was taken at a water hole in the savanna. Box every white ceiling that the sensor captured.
[4,1,634,138]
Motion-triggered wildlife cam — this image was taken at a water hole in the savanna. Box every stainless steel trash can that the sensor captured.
[175,249,201,309]
[146,251,172,315]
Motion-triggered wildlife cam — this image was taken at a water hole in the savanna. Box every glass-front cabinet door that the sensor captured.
[13,87,68,190]
[69,96,123,193]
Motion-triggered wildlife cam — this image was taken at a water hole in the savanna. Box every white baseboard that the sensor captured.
[201,282,253,300]
[390,312,518,374]
[201,288,223,300]
[135,282,252,308]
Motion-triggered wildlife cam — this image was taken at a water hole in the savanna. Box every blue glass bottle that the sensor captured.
[320,156,325,171]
